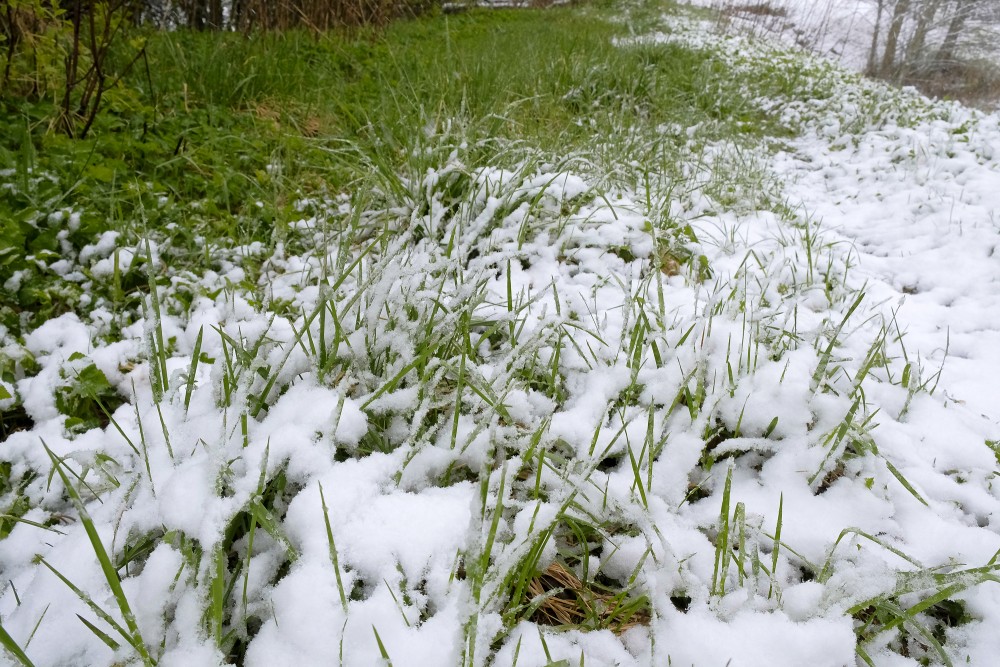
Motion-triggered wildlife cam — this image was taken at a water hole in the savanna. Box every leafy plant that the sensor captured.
[55,354,124,433]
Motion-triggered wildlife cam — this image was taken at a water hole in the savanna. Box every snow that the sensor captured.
[3,9,1000,667]
[685,0,1000,74]
[654,607,857,666]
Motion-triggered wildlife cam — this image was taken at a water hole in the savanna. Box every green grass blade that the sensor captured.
[247,499,298,561]
[209,544,226,648]
[76,614,121,651]
[372,625,393,666]
[0,622,35,667]
[711,464,734,597]
[144,239,169,402]
[183,326,204,413]
[38,559,135,656]
[812,291,865,390]
[884,460,929,507]
[769,493,783,598]
[0,515,66,535]
[626,444,648,509]
[42,443,153,665]
[319,482,349,613]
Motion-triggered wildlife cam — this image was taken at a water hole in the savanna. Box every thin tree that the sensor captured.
[880,0,912,78]
[904,0,945,71]
[866,0,886,76]
[936,0,974,64]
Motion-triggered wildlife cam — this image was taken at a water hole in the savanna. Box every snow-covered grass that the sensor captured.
[2,3,1000,666]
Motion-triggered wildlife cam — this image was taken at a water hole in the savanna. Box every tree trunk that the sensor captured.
[904,0,944,69]
[185,0,207,30]
[936,0,972,63]
[866,0,885,76]
[208,0,223,29]
[1,4,21,93]
[880,0,911,78]
[231,0,248,31]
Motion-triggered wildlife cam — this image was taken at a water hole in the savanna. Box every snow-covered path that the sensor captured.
[763,98,1000,665]
[778,114,1000,423]
[624,20,1000,664]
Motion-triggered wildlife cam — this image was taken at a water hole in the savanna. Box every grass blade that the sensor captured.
[319,482,349,613]
[77,614,121,651]
[0,622,35,667]
[38,559,135,657]
[372,625,393,666]
[183,325,204,413]
[42,442,153,665]
[812,291,865,391]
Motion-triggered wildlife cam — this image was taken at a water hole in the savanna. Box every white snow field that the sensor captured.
[2,10,1000,667]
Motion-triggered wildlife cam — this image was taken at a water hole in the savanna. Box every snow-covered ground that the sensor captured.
[688,0,1000,109]
[2,10,1000,667]
[689,0,882,68]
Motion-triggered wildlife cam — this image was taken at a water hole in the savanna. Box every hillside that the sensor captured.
[1,3,999,666]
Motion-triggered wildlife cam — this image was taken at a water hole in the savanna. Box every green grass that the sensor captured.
[138,5,773,142]
[0,1,828,342]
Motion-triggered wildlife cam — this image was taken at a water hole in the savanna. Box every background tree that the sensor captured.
[867,0,991,78]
